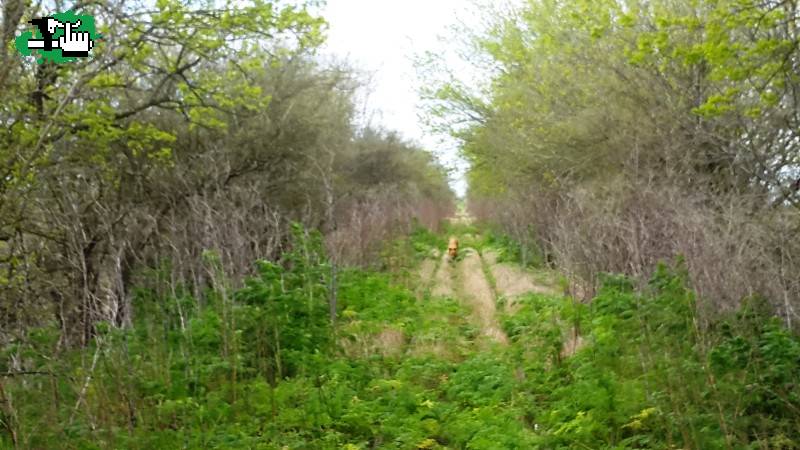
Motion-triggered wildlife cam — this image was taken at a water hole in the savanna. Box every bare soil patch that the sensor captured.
[338,326,406,358]
[431,251,455,298]
[492,264,557,298]
[376,328,405,356]
[482,250,499,265]
[482,250,559,313]
[459,249,508,345]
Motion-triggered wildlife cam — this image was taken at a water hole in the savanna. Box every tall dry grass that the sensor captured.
[472,182,800,328]
[326,189,453,267]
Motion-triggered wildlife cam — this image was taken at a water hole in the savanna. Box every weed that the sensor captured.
[3,229,798,449]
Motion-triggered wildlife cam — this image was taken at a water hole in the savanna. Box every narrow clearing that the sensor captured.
[424,244,506,344]
[422,236,561,347]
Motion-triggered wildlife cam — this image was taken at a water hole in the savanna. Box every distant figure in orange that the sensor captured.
[447,237,459,261]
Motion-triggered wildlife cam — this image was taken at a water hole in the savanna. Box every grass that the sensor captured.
[3,226,799,449]
[477,249,499,303]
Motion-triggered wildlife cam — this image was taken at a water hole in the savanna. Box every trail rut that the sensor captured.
[430,250,455,298]
[458,249,508,345]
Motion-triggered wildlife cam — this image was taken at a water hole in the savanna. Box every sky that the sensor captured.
[319,0,474,197]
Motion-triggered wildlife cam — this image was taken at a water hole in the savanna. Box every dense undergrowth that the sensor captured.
[1,227,798,449]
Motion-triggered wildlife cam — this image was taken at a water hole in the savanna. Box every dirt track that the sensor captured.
[430,250,455,298]
[419,232,561,346]
[421,243,506,343]
[458,248,508,344]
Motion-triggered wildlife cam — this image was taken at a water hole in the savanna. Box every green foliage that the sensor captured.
[409,223,448,258]
[421,0,800,209]
[236,224,333,380]
[484,229,545,268]
[2,225,799,448]
[497,262,800,449]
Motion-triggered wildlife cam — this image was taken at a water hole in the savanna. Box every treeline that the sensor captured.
[0,0,453,347]
[424,0,800,324]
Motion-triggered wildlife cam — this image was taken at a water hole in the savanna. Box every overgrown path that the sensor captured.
[419,226,557,347]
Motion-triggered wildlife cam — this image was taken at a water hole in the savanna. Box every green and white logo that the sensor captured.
[15,11,99,64]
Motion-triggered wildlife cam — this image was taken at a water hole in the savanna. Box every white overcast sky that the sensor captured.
[319,0,475,197]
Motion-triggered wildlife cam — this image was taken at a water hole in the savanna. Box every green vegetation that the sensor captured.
[483,230,545,269]
[502,266,800,449]
[408,225,449,260]
[3,228,798,448]
[2,0,799,448]
[1,0,454,345]
[420,0,800,316]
